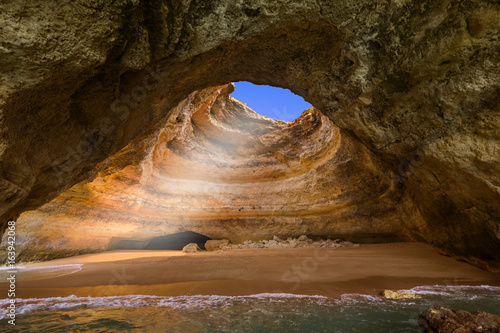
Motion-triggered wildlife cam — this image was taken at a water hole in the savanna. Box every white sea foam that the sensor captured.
[410,285,500,297]
[0,265,26,270]
[0,264,82,272]
[0,286,498,320]
[341,293,382,302]
[244,293,328,299]
[0,293,331,319]
[0,264,82,281]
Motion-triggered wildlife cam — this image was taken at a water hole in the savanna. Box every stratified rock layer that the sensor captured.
[10,85,417,259]
[0,1,499,268]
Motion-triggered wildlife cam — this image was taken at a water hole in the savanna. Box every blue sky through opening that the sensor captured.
[231,82,312,122]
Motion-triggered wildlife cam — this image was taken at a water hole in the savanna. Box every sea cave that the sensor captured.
[0,1,499,331]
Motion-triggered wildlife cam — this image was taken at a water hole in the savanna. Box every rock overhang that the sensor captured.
[0,0,498,269]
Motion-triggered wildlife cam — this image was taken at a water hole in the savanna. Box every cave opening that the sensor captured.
[107,231,212,251]
[2,5,500,331]
[7,81,412,263]
[230,81,312,122]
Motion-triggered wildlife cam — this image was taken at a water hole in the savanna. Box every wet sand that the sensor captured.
[1,242,499,299]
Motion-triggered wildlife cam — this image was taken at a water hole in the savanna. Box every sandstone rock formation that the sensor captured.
[7,85,417,261]
[0,1,499,268]
[182,243,201,253]
[220,235,360,251]
[383,289,421,300]
[419,307,500,332]
[205,240,230,252]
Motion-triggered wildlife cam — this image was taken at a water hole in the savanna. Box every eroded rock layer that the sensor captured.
[0,1,499,268]
[10,85,416,259]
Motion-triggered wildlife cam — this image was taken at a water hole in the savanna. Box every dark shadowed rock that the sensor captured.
[143,232,211,251]
[107,238,148,250]
[418,307,500,333]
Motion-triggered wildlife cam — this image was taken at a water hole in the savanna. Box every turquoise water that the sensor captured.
[1,286,499,332]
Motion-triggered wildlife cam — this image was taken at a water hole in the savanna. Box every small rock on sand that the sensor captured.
[205,239,229,251]
[182,243,201,253]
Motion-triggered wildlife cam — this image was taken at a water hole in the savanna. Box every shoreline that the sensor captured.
[1,242,499,299]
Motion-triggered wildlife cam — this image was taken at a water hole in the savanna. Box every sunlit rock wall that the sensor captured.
[9,85,419,260]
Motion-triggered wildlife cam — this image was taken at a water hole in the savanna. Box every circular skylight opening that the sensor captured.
[231,81,312,122]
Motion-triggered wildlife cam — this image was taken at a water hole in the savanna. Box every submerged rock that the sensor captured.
[418,307,500,332]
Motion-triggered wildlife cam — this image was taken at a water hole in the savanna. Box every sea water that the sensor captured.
[0,285,498,332]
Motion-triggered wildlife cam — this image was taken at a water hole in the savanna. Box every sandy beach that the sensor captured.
[1,242,499,299]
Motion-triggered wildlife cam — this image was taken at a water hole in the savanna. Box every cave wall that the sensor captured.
[0,0,499,268]
[9,85,418,260]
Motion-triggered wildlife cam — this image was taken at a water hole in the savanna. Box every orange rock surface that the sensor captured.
[12,85,421,259]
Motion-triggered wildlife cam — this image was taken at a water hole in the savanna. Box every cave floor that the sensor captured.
[2,242,499,299]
